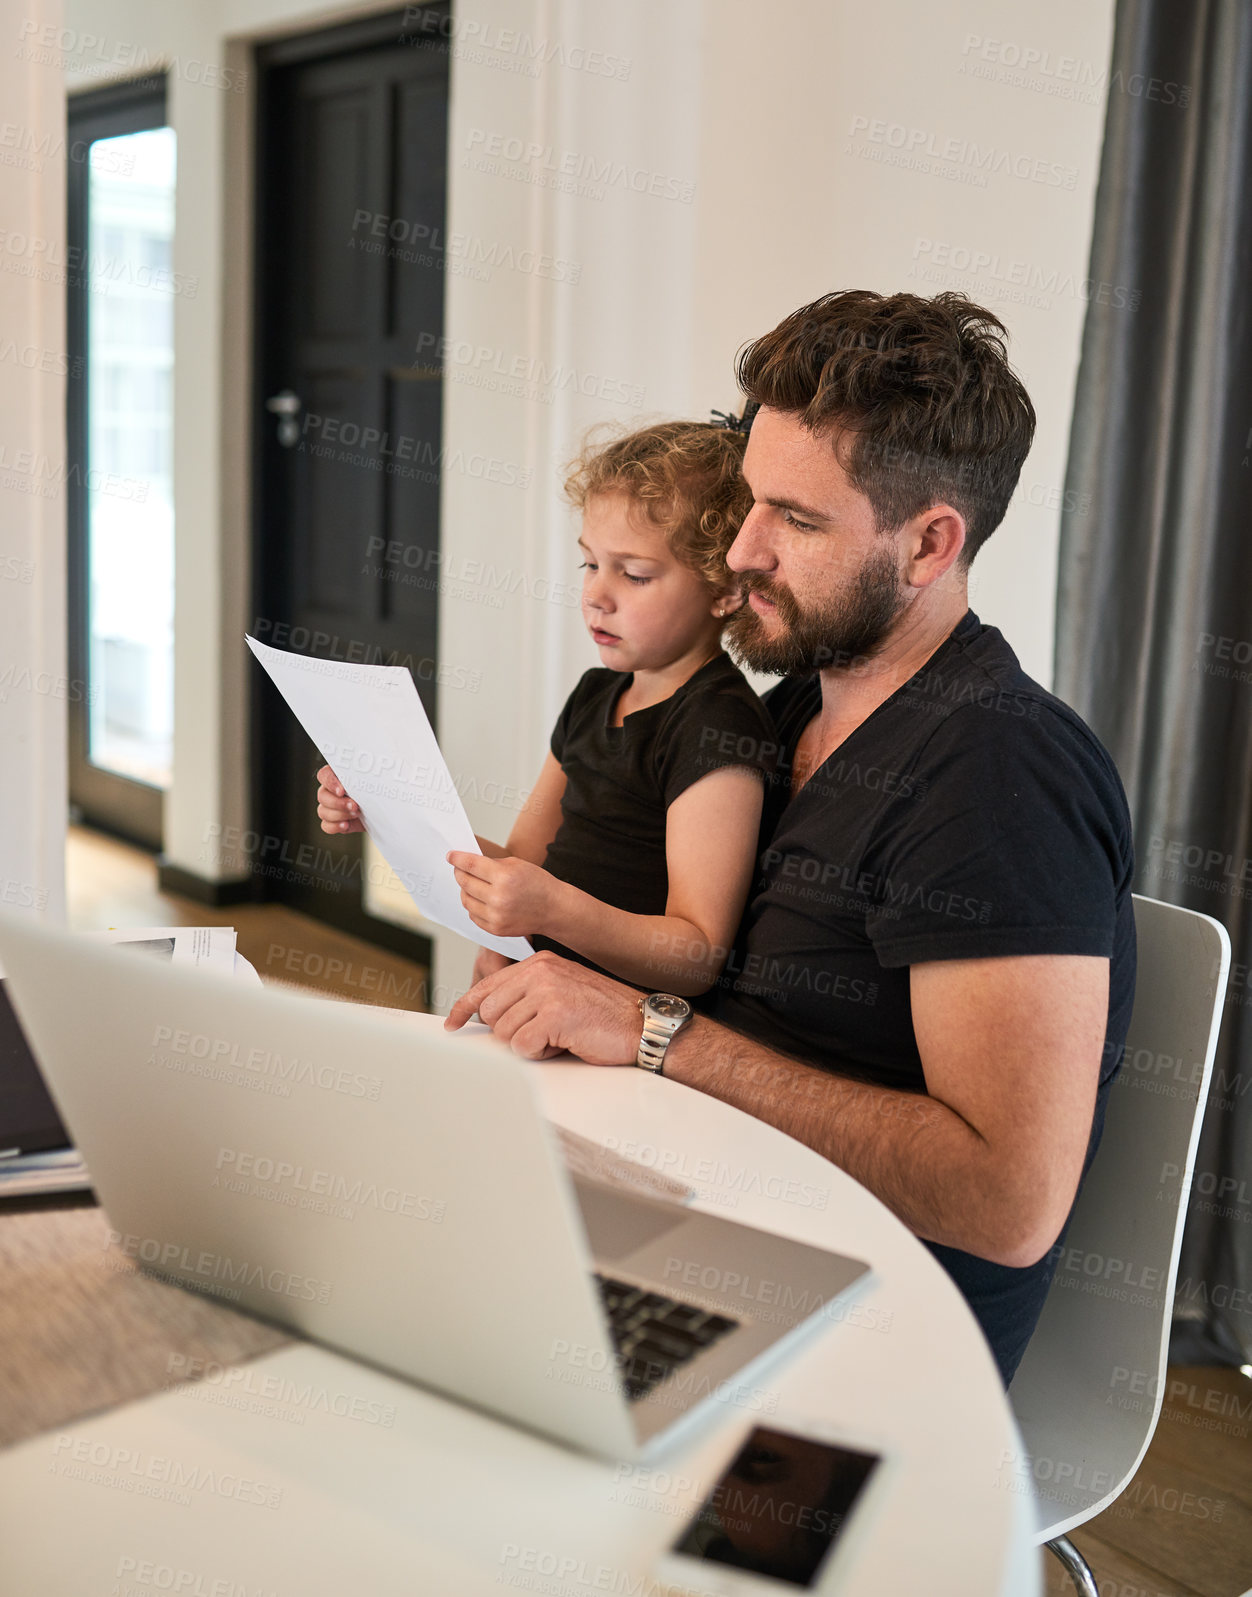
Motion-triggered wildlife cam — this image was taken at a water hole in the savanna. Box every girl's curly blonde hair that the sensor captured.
[563,420,752,591]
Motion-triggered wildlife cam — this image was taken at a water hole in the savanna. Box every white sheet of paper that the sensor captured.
[99,926,238,974]
[246,636,532,962]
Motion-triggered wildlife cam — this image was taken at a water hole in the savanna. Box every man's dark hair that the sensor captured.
[736,290,1036,563]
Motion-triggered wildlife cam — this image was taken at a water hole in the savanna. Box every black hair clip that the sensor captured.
[710,400,759,436]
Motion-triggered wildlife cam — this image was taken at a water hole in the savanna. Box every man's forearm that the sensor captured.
[661,1014,1021,1265]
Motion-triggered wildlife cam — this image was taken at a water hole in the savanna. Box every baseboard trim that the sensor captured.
[157,859,258,907]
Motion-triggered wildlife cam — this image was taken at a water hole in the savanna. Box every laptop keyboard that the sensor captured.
[594,1274,739,1402]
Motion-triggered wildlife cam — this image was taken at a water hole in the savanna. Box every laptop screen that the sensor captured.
[0,979,70,1156]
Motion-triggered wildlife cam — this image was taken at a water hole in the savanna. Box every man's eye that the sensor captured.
[782,509,817,533]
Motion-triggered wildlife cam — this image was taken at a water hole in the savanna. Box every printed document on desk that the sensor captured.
[246,636,532,961]
[99,925,237,973]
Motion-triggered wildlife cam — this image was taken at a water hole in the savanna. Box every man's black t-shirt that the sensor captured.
[535,654,777,968]
[703,610,1137,1384]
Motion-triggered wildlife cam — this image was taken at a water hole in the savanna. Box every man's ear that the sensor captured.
[907,505,966,590]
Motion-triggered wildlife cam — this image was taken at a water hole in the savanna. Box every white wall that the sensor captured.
[689,0,1116,684]
[56,0,1115,1002]
[398,0,710,1000]
[0,0,68,926]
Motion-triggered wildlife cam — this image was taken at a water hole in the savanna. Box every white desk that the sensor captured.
[0,1026,1042,1595]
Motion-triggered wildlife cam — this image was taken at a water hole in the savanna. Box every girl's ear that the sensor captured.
[712,585,744,619]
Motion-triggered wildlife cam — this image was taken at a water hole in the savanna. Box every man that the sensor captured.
[446,289,1137,1385]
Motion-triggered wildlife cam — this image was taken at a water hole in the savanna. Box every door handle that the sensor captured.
[265,389,302,448]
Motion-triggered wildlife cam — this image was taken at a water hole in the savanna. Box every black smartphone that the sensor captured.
[657,1423,885,1594]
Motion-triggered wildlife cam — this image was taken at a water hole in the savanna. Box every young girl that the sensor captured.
[316,420,775,996]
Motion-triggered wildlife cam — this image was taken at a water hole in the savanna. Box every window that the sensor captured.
[67,77,174,848]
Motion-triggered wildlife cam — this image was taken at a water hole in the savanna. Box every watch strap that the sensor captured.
[635,997,688,1074]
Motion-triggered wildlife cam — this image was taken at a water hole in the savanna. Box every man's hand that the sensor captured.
[444,950,642,1064]
[447,852,560,938]
[315,765,365,834]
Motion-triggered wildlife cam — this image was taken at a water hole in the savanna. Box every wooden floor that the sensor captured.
[64,827,1252,1596]
[66,825,431,1012]
[1039,1364,1252,1596]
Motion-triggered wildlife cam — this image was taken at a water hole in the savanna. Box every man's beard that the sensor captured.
[724,542,907,677]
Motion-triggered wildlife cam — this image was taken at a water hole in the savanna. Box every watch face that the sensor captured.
[648,994,691,1022]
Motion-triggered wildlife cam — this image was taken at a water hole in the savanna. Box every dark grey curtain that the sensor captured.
[1055,0,1252,1363]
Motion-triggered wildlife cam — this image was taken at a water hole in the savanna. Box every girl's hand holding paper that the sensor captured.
[246,634,531,962]
[448,852,558,940]
[316,764,366,834]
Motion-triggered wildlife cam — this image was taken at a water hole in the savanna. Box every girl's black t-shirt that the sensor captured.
[533,653,776,967]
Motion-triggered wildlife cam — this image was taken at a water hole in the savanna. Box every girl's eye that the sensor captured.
[578,558,649,584]
[782,509,817,533]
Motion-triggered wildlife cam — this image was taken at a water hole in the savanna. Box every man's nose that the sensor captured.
[727,504,776,574]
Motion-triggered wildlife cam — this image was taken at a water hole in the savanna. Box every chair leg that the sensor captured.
[1046,1535,1098,1596]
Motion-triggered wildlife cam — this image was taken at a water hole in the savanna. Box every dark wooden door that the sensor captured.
[253,9,447,955]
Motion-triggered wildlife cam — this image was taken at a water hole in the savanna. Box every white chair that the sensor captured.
[1008,895,1231,1594]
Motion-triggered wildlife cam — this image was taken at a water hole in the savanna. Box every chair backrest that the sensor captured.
[1008,894,1231,1542]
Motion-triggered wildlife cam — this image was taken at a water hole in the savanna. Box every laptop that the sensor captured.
[0,973,70,1156]
[0,913,869,1459]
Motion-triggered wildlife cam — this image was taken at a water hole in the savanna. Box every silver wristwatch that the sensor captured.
[635,993,692,1074]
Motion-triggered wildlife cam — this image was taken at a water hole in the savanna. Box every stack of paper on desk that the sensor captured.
[101,925,238,973]
[551,1125,695,1206]
[247,636,532,961]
